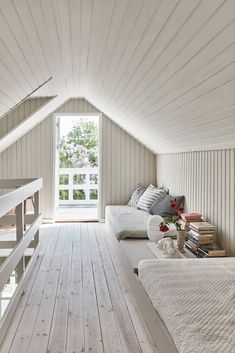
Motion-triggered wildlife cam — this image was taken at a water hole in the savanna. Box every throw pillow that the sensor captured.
[149,191,168,214]
[127,184,145,207]
[137,184,166,212]
[150,194,185,217]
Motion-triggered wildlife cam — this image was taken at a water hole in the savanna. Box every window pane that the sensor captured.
[73,174,86,184]
[59,174,69,185]
[90,189,98,200]
[59,189,69,200]
[73,189,85,200]
[90,174,98,184]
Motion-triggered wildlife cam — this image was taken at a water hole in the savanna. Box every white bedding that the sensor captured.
[138,258,235,353]
[105,205,150,239]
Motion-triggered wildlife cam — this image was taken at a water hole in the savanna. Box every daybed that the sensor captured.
[138,258,235,353]
[105,184,235,353]
[105,184,184,240]
[105,205,152,240]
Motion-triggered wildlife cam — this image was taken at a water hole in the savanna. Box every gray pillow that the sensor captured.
[127,184,145,207]
[149,194,185,217]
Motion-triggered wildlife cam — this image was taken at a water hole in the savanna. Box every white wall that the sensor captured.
[0,98,156,220]
[0,97,50,138]
[156,150,235,256]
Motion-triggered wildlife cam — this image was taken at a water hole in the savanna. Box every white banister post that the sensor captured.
[34,191,40,246]
[15,202,25,283]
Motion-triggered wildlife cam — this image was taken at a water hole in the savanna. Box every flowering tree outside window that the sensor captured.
[59,118,98,168]
[59,118,98,202]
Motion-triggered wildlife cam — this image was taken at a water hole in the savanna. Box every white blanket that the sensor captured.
[105,205,150,239]
[138,258,235,353]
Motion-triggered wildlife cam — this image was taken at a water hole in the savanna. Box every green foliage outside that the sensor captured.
[90,174,98,184]
[59,174,69,185]
[90,189,98,200]
[73,189,85,200]
[73,174,86,184]
[59,189,69,200]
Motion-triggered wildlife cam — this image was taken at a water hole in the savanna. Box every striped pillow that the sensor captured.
[128,184,145,207]
[137,185,165,212]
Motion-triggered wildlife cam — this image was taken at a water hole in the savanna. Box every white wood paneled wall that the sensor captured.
[0,97,50,138]
[157,150,235,256]
[100,113,156,219]
[0,98,156,220]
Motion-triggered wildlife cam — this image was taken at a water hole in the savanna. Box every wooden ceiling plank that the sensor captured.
[0,56,27,100]
[0,98,12,114]
[56,0,74,98]
[12,0,52,84]
[99,0,179,108]
[92,0,128,101]
[0,71,22,103]
[141,62,235,123]
[161,126,235,147]
[159,109,235,141]
[151,80,235,125]
[107,0,201,109]
[154,92,235,131]
[132,80,235,142]
[0,36,33,92]
[97,0,160,107]
[79,0,93,94]
[70,0,81,97]
[113,0,228,115]
[97,0,143,102]
[132,37,235,123]
[27,0,56,96]
[129,26,235,120]
[38,0,66,96]
[86,0,116,96]
[116,0,231,117]
[0,1,40,87]
[114,79,235,150]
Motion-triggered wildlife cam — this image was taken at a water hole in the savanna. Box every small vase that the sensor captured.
[177,230,185,252]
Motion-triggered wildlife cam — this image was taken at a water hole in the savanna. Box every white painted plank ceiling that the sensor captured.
[0,0,234,153]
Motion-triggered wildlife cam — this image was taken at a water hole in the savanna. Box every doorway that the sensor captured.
[54,114,99,221]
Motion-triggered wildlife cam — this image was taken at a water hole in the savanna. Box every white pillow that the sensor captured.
[137,184,165,212]
[147,215,163,241]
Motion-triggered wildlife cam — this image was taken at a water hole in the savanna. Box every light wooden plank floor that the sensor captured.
[0,223,159,353]
[56,207,98,221]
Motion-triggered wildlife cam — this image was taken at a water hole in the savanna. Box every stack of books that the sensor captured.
[197,243,226,257]
[180,213,203,232]
[185,221,225,257]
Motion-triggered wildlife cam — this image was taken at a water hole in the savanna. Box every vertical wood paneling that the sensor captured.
[156,150,235,256]
[0,97,51,138]
[0,98,156,221]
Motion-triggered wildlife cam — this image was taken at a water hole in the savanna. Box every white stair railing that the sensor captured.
[0,178,42,344]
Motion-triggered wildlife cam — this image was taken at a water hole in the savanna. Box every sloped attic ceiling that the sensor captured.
[0,0,234,153]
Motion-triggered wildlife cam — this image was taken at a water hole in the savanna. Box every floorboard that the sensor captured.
[0,223,159,353]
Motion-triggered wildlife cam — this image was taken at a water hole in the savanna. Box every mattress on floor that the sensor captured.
[138,258,235,353]
[105,205,150,240]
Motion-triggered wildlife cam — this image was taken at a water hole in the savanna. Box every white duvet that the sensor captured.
[138,258,235,353]
[105,205,150,239]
